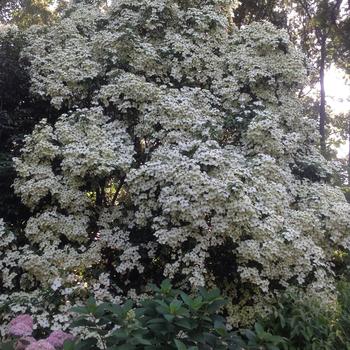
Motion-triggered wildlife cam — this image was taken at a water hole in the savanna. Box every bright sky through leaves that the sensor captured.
[326,65,350,157]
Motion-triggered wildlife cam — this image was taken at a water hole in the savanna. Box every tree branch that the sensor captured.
[111,175,126,206]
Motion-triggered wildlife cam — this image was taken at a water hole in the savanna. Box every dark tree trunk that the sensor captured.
[319,33,327,156]
[348,120,350,185]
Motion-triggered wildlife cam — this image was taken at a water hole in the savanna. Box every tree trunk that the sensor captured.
[348,120,350,185]
[319,33,327,156]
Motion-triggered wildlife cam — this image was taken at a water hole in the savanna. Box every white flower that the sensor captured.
[51,278,62,291]
[1,0,348,331]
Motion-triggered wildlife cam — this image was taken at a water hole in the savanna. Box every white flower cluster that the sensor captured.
[2,0,349,332]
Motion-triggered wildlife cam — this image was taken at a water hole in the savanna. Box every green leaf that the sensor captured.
[86,296,97,314]
[207,299,227,313]
[122,300,134,311]
[164,313,175,322]
[109,329,129,339]
[96,315,112,326]
[70,317,96,328]
[170,299,183,314]
[146,317,165,324]
[133,336,152,345]
[116,344,137,350]
[75,337,98,350]
[267,346,280,350]
[180,292,193,306]
[70,306,89,314]
[160,279,172,294]
[94,303,110,318]
[191,296,204,310]
[242,329,257,341]
[254,322,264,336]
[205,288,221,301]
[63,340,76,350]
[174,318,193,330]
[174,339,187,350]
[148,322,168,333]
[1,341,16,350]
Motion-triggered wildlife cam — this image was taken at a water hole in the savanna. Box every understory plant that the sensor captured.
[258,281,350,350]
[0,314,74,350]
[5,281,350,349]
[63,280,287,350]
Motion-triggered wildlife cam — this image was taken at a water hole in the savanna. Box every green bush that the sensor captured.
[333,281,350,349]
[10,281,350,349]
[261,292,335,349]
[64,281,287,350]
[259,283,350,350]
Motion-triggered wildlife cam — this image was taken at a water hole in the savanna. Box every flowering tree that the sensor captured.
[1,0,350,334]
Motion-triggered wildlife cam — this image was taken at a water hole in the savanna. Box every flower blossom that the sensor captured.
[46,330,75,348]
[15,336,36,350]
[26,340,55,350]
[8,315,33,337]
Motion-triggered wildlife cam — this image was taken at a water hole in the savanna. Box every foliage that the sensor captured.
[63,280,287,350]
[261,292,335,349]
[332,4,350,75]
[0,0,64,227]
[0,25,53,226]
[4,281,350,349]
[332,280,350,349]
[64,280,229,349]
[235,0,350,159]
[233,0,288,28]
[0,0,61,29]
[259,282,350,350]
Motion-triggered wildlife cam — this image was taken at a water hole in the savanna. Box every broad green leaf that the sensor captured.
[160,279,172,294]
[164,313,175,322]
[174,339,187,350]
[70,317,96,328]
[254,322,264,336]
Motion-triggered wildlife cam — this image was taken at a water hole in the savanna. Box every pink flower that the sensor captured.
[8,315,33,337]
[46,330,75,349]
[26,340,55,350]
[15,336,36,350]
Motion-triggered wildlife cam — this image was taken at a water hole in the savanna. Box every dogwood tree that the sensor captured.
[1,0,350,333]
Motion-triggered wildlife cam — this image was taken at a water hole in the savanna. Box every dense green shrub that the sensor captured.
[261,292,335,349]
[333,281,350,349]
[5,281,350,349]
[64,281,286,350]
[259,281,350,350]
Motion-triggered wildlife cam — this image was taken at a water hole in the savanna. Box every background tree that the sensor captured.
[331,1,350,74]
[291,0,344,156]
[0,0,66,228]
[0,0,60,28]
[0,26,58,226]
[233,0,289,28]
[235,0,349,159]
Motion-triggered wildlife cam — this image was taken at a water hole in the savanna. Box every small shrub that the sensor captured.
[261,292,334,349]
[65,280,287,350]
[259,285,350,350]
[333,281,350,349]
[0,314,73,350]
[65,280,229,349]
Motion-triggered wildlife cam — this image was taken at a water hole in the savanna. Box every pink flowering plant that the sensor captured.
[8,315,33,338]
[1,314,74,350]
[46,331,75,349]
